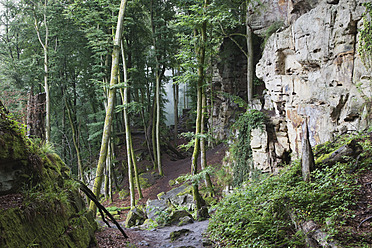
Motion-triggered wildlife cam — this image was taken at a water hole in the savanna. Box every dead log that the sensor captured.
[316,139,362,167]
[166,143,186,159]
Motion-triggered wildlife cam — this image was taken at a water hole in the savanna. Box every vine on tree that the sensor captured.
[231,109,266,186]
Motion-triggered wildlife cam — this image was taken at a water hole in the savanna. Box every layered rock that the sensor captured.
[254,0,369,170]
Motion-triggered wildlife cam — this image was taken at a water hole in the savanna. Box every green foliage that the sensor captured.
[175,166,215,186]
[215,166,233,187]
[221,92,248,108]
[230,109,266,186]
[209,132,372,247]
[208,158,361,247]
[359,2,372,70]
[118,189,129,200]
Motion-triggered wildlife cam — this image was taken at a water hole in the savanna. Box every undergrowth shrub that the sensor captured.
[208,131,368,247]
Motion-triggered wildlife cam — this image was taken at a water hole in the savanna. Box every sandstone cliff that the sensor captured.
[211,0,370,172]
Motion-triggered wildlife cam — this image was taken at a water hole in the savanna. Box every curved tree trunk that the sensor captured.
[89,0,128,214]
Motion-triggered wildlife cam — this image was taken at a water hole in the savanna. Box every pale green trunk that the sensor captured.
[120,40,143,202]
[89,0,128,214]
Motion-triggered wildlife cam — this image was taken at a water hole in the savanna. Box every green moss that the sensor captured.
[315,152,332,164]
[0,132,28,162]
[138,175,151,189]
[176,185,192,197]
[0,196,97,248]
[0,114,96,247]
[157,192,165,199]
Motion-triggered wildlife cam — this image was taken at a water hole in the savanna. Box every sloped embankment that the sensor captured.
[208,130,372,247]
[0,108,97,247]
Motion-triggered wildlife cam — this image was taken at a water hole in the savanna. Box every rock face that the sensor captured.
[254,0,369,170]
[211,0,370,172]
[209,0,322,143]
[249,0,320,35]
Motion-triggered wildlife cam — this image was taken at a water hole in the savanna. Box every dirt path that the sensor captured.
[97,219,211,248]
[96,143,227,247]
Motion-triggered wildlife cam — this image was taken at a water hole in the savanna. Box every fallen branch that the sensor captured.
[74,179,128,239]
[358,216,372,229]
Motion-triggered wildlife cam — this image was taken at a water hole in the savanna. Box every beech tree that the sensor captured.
[89,0,128,214]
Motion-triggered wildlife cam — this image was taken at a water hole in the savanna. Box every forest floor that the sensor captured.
[95,132,227,248]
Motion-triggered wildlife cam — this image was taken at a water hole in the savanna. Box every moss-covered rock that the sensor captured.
[169,229,191,242]
[0,110,97,247]
[125,206,147,228]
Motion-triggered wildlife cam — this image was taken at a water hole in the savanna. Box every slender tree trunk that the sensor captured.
[64,96,84,183]
[155,72,163,176]
[191,2,208,209]
[140,87,155,167]
[33,0,50,142]
[201,84,214,195]
[151,97,157,169]
[173,68,179,143]
[120,41,143,202]
[246,3,254,102]
[104,140,111,199]
[122,86,135,206]
[150,0,163,176]
[89,0,128,214]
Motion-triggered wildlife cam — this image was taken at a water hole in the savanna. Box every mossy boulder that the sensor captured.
[125,206,147,228]
[168,210,194,226]
[169,228,191,242]
[0,119,35,195]
[0,110,97,247]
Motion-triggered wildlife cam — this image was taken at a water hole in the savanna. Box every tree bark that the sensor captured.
[201,83,214,195]
[64,95,84,183]
[120,39,143,204]
[150,0,163,176]
[246,4,254,103]
[173,68,179,143]
[89,0,128,214]
[191,0,209,211]
[33,0,50,142]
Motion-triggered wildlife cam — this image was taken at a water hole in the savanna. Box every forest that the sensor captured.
[1,0,372,247]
